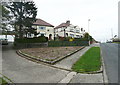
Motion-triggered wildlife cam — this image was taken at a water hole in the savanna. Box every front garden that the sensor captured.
[19,46,84,64]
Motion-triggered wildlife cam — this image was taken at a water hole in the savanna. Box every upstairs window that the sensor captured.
[76,30,79,33]
[39,27,46,30]
[70,28,74,32]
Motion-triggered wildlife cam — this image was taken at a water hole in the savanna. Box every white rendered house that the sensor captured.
[32,18,54,40]
[54,20,85,38]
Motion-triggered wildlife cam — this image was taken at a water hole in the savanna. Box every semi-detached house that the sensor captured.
[32,19,85,40]
[54,20,85,38]
[32,18,54,40]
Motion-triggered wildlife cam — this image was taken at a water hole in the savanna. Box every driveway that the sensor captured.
[100,43,119,83]
[2,43,69,83]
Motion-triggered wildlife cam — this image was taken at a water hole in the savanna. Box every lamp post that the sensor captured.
[88,19,90,33]
[88,19,90,45]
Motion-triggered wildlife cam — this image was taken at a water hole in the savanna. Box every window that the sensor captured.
[76,30,79,33]
[70,34,74,38]
[81,28,83,31]
[70,28,74,32]
[76,35,79,38]
[39,27,46,30]
[40,33,46,36]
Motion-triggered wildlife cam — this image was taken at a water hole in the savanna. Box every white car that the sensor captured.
[0,38,8,45]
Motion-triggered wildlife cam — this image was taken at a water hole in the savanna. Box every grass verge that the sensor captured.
[0,77,8,85]
[113,42,120,44]
[72,47,101,73]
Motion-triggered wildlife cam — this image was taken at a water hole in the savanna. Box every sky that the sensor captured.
[33,0,119,42]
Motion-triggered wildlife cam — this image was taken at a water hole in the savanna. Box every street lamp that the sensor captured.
[88,19,90,33]
[88,19,90,45]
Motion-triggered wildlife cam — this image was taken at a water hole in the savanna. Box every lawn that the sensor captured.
[0,77,8,85]
[72,47,101,73]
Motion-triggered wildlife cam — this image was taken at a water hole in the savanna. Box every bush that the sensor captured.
[74,38,89,41]
[48,41,89,47]
[14,36,48,43]
[64,37,72,41]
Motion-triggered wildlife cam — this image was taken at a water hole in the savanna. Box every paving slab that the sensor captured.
[69,73,103,83]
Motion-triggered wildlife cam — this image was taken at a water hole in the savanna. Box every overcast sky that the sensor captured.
[33,0,119,42]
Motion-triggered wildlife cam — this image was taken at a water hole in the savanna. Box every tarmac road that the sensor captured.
[100,43,119,83]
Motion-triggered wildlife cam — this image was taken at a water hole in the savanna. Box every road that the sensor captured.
[1,43,69,83]
[100,43,119,83]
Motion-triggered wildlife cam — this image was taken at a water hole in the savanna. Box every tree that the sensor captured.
[84,32,93,41]
[84,32,89,39]
[0,4,11,32]
[6,1,37,38]
[0,4,12,38]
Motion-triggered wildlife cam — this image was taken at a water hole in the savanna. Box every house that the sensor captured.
[32,18,54,40]
[54,20,85,38]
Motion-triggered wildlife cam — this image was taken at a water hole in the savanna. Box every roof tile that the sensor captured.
[33,18,54,27]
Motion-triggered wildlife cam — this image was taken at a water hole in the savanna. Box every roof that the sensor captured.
[55,21,71,29]
[33,18,54,27]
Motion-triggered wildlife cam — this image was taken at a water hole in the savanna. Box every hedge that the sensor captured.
[14,36,48,43]
[48,41,89,47]
[74,38,89,41]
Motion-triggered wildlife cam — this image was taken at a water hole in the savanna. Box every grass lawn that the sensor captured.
[0,77,8,85]
[72,47,101,73]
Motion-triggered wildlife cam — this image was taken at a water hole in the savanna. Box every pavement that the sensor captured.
[2,43,69,83]
[53,46,91,70]
[100,43,119,83]
[1,42,105,83]
[54,43,104,83]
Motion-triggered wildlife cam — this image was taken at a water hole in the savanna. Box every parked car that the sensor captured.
[0,38,8,45]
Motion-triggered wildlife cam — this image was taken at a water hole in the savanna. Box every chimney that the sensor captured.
[66,20,70,24]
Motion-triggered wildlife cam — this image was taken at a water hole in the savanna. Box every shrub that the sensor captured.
[14,36,48,43]
[74,38,89,41]
[48,41,89,47]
